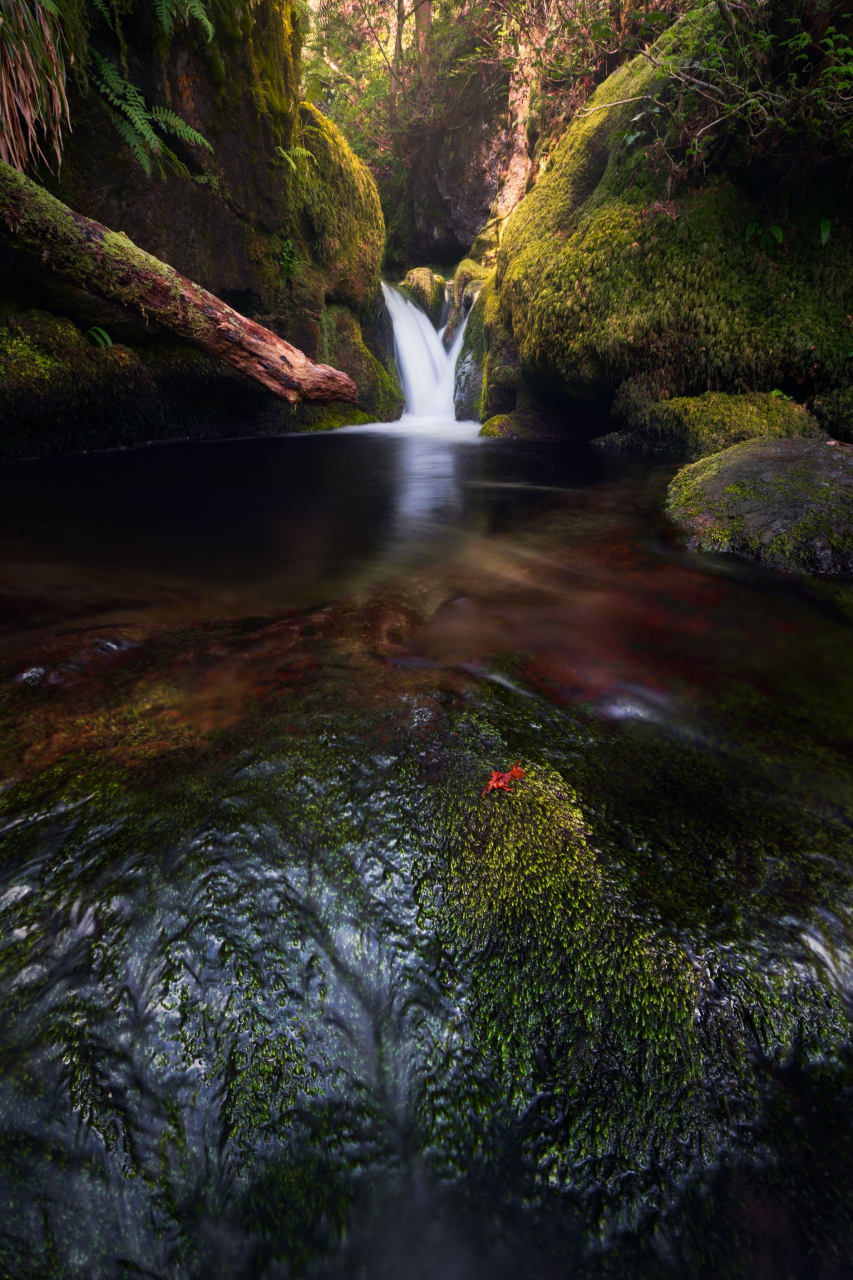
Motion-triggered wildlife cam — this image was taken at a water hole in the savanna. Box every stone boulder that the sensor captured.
[667,437,853,577]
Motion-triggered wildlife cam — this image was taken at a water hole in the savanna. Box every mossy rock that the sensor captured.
[667,436,853,576]
[594,391,825,459]
[0,307,160,457]
[398,268,446,326]
[318,306,403,421]
[444,257,490,345]
[0,304,377,459]
[454,283,488,420]
[486,11,853,419]
[478,410,557,440]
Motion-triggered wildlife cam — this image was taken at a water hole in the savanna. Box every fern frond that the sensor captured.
[87,0,114,29]
[154,0,174,38]
[111,115,153,175]
[151,105,212,150]
[185,0,214,42]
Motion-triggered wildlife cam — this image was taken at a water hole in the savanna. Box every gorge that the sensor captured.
[1,0,853,1275]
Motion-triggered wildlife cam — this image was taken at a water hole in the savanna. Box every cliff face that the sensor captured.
[0,0,403,458]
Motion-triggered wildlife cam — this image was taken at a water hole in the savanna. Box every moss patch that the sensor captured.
[318,305,403,421]
[479,410,558,439]
[487,12,853,419]
[398,267,446,326]
[667,436,853,576]
[595,391,825,458]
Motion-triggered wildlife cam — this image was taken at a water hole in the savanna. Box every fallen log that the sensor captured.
[0,160,358,405]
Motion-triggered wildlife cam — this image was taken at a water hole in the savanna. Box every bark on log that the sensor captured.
[0,161,358,405]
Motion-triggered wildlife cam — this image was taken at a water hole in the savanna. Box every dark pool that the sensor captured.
[0,425,851,1279]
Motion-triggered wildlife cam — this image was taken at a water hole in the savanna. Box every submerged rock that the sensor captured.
[668,436,853,576]
[595,391,825,458]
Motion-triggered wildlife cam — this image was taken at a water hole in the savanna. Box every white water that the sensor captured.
[340,283,479,439]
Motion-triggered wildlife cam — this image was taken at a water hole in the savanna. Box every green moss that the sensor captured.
[478,410,555,439]
[420,741,704,1193]
[667,436,853,575]
[487,11,853,417]
[595,390,825,458]
[294,102,384,312]
[317,306,403,421]
[398,267,446,326]
[444,257,490,345]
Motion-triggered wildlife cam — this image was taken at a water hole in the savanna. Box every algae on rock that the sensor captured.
[667,436,853,576]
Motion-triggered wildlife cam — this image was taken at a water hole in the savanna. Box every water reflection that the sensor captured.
[0,432,634,642]
[2,430,853,1277]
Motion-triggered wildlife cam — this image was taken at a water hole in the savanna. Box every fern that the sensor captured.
[153,0,214,43]
[92,51,212,179]
[275,144,316,171]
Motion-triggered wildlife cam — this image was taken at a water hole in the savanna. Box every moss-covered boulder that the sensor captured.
[398,267,446,326]
[319,306,403,421]
[667,437,853,576]
[483,12,853,423]
[478,410,557,439]
[595,391,824,458]
[0,301,381,461]
[0,0,398,456]
[444,257,490,345]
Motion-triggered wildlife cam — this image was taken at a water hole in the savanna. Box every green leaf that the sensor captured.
[86,326,113,347]
[821,218,832,247]
[745,222,758,242]
[769,225,784,243]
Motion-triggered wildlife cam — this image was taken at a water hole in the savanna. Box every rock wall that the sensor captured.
[0,0,403,456]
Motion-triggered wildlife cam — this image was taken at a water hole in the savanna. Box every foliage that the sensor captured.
[0,0,68,171]
[620,0,853,185]
[85,323,112,345]
[0,0,214,176]
[91,50,211,177]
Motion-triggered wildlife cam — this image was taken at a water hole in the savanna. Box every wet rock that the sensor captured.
[667,436,853,576]
[444,258,489,347]
[478,411,558,440]
[454,287,487,420]
[398,268,446,327]
[594,392,824,459]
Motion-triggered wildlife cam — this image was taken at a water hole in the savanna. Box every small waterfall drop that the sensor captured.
[382,282,467,421]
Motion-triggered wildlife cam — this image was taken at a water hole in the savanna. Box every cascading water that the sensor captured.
[381,281,470,422]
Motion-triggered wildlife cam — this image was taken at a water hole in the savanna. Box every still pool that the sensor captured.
[0,423,851,1278]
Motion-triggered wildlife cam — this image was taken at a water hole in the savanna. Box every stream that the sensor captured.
[0,286,852,1279]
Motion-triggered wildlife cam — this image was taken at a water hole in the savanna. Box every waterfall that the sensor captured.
[382,282,466,420]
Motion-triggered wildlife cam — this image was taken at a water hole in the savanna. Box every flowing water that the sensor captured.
[0,291,852,1279]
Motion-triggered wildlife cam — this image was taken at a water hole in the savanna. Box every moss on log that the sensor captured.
[0,161,358,406]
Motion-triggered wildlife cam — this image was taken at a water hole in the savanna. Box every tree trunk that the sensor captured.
[0,161,358,405]
[390,0,405,132]
[415,0,432,59]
